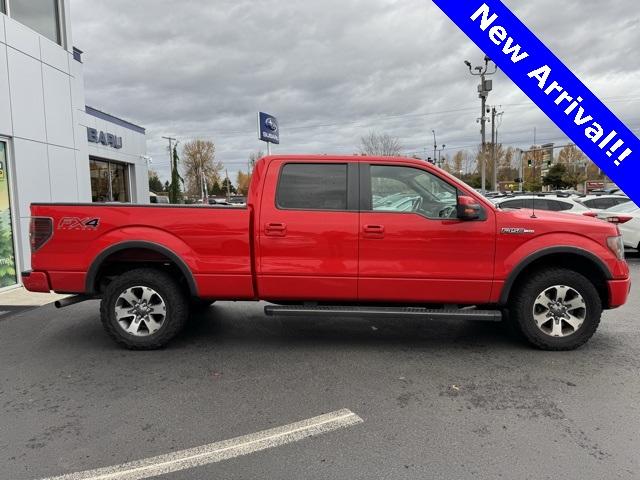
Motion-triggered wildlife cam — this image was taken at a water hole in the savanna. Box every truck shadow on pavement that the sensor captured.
[175,305,533,352]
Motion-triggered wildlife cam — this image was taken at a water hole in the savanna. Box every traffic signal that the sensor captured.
[514,177,523,183]
[527,159,532,167]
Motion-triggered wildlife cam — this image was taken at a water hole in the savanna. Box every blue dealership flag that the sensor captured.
[432,0,640,203]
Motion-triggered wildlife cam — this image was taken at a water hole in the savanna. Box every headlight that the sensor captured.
[607,236,625,260]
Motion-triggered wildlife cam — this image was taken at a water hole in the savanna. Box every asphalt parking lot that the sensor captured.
[1,256,639,480]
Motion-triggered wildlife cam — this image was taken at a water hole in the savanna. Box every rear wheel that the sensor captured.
[510,268,602,350]
[100,268,188,350]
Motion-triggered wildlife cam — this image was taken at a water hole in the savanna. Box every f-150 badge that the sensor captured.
[58,217,100,230]
[501,227,535,235]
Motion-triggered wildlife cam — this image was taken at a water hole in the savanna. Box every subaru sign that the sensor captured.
[258,112,280,145]
[87,127,123,149]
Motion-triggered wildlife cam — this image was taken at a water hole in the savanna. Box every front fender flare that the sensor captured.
[498,246,612,305]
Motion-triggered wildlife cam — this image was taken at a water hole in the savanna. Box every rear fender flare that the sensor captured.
[85,241,198,296]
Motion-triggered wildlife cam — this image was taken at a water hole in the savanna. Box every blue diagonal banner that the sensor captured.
[432,0,640,203]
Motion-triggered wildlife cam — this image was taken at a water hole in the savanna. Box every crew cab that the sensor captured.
[23,155,631,350]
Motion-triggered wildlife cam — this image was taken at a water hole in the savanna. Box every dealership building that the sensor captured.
[0,1,149,289]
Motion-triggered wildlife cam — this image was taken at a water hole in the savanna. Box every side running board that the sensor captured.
[264,305,502,322]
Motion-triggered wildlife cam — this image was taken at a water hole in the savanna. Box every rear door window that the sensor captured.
[277,163,348,210]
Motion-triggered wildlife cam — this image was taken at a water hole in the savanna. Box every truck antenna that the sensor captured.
[531,194,538,218]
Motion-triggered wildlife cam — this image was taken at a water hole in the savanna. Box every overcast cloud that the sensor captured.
[70,0,640,182]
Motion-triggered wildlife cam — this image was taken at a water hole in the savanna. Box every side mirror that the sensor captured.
[457,195,482,221]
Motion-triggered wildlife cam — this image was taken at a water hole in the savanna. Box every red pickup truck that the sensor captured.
[23,155,631,351]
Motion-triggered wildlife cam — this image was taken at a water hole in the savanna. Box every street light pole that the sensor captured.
[438,144,446,168]
[464,56,497,193]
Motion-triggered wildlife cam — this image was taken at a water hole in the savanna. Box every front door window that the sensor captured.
[369,165,458,219]
[0,142,17,288]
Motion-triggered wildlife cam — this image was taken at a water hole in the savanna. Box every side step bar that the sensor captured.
[264,305,502,322]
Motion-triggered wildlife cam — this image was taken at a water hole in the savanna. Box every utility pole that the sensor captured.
[162,136,177,203]
[516,148,524,192]
[464,56,497,193]
[201,171,209,203]
[490,106,504,191]
[490,106,496,191]
[162,136,176,169]
[432,130,437,164]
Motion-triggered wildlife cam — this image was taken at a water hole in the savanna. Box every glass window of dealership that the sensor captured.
[0,0,150,289]
[1,1,63,45]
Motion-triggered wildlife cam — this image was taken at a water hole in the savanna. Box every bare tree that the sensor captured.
[182,139,223,198]
[248,150,264,172]
[452,151,465,177]
[359,131,402,156]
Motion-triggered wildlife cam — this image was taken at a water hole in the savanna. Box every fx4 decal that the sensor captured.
[501,227,535,235]
[58,217,101,231]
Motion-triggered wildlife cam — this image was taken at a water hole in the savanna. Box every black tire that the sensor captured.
[509,268,602,351]
[100,268,189,350]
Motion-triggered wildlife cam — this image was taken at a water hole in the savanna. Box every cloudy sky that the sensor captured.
[70,0,640,182]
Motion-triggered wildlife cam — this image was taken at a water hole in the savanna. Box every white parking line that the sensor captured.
[39,408,363,480]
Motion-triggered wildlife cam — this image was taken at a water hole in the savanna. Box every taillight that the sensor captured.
[604,215,633,224]
[582,211,598,218]
[30,217,53,252]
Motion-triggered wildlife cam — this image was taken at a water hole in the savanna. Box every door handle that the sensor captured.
[265,222,287,236]
[363,224,384,238]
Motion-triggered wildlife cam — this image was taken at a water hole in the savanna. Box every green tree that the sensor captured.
[148,170,164,193]
[164,180,170,192]
[221,177,237,196]
[168,146,184,204]
[543,164,569,190]
[208,179,223,196]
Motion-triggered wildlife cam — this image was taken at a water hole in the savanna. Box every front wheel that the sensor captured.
[510,268,602,351]
[100,268,189,350]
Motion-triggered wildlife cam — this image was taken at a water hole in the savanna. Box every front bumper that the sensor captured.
[608,276,632,309]
[21,271,51,293]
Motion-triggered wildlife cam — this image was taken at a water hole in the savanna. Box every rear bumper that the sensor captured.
[607,277,631,309]
[21,271,51,293]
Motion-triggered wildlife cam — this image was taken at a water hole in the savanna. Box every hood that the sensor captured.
[496,208,619,236]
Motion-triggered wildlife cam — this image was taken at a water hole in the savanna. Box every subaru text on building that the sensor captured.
[23,156,631,351]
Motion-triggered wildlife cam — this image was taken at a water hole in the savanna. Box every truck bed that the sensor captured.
[29,203,255,299]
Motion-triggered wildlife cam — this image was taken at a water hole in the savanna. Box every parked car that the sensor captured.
[494,195,597,217]
[598,201,640,251]
[228,195,247,206]
[577,194,630,212]
[208,197,231,206]
[149,192,170,204]
[23,155,630,351]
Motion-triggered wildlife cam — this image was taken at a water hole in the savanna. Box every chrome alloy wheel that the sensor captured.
[115,286,167,337]
[532,285,587,338]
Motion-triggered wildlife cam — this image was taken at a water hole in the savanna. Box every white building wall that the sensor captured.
[0,12,81,272]
[0,4,148,276]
